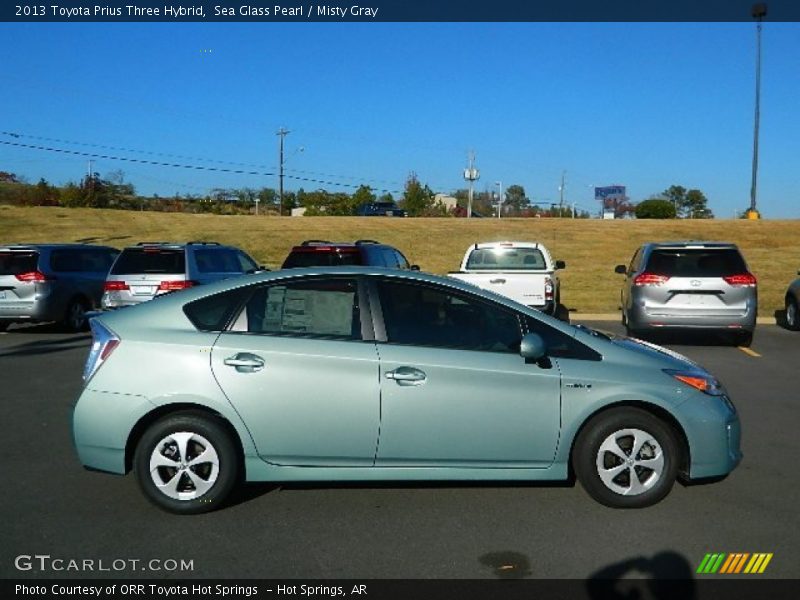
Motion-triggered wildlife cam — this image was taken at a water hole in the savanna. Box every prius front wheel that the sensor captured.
[573,408,679,508]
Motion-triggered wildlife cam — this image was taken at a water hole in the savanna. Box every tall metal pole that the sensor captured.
[749,5,766,219]
[277,127,290,216]
[464,151,479,218]
[559,171,566,217]
[495,181,502,219]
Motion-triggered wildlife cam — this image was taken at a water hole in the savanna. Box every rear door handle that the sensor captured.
[385,366,427,386]
[224,352,265,373]
[489,278,506,284]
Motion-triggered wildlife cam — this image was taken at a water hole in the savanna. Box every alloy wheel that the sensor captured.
[148,431,220,501]
[595,428,665,496]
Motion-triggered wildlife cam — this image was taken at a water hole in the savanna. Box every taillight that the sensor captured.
[633,272,670,286]
[544,276,554,301]
[83,320,120,383]
[158,280,195,291]
[15,271,51,282]
[103,281,130,292]
[723,273,757,287]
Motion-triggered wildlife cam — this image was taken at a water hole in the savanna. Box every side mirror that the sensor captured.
[555,260,566,270]
[409,264,421,271]
[520,333,547,361]
[614,265,627,275]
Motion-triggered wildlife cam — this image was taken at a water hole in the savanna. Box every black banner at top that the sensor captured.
[3,0,800,22]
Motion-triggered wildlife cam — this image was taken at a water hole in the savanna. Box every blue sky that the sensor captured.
[2,22,799,217]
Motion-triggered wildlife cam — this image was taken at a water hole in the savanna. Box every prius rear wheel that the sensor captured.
[134,412,238,514]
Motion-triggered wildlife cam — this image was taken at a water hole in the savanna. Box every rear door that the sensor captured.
[211,276,380,466]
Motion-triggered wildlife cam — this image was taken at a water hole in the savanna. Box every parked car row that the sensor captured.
[2,238,797,343]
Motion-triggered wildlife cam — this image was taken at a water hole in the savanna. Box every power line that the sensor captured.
[0,139,404,194]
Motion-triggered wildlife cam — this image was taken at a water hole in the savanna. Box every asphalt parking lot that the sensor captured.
[0,320,798,581]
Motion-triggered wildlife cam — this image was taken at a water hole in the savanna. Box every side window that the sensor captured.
[377,280,522,353]
[184,288,248,332]
[244,278,361,340]
[628,248,642,273]
[237,251,258,272]
[381,248,399,268]
[50,249,82,272]
[394,250,410,270]
[524,316,602,361]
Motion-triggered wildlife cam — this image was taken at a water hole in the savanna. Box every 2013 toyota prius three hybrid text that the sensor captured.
[73,267,741,513]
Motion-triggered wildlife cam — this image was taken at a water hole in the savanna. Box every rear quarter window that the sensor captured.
[183,289,248,331]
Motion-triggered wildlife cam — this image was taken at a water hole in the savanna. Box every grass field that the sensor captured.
[2,205,798,317]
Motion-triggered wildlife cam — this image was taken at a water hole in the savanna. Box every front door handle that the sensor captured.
[224,352,265,373]
[385,366,427,386]
[489,278,506,284]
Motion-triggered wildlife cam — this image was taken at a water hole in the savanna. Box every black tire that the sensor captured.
[134,411,239,514]
[786,297,800,331]
[736,330,754,348]
[0,321,10,332]
[573,407,679,508]
[62,297,89,332]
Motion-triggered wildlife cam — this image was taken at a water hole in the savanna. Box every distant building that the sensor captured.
[291,207,307,217]
[434,193,458,211]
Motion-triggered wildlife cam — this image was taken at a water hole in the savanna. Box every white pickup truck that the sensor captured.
[449,241,565,316]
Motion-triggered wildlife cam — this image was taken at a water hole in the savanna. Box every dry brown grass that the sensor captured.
[2,205,798,317]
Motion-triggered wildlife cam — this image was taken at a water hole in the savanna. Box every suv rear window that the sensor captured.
[0,251,39,275]
[282,249,363,269]
[111,248,185,275]
[466,247,546,270]
[645,249,747,277]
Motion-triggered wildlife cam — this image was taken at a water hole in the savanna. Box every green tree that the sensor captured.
[401,172,433,217]
[635,198,677,219]
[352,185,376,208]
[684,189,714,219]
[504,184,530,215]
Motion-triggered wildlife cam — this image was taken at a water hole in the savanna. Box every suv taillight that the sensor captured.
[633,272,670,286]
[158,280,195,291]
[103,281,130,291]
[15,271,51,282]
[723,273,757,287]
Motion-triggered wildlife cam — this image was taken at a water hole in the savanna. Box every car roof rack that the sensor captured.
[135,241,176,246]
[355,239,380,245]
[300,240,333,246]
[186,241,220,246]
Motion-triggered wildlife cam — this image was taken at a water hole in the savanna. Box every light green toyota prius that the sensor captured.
[73,267,742,513]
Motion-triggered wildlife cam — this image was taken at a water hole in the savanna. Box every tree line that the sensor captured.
[0,170,713,219]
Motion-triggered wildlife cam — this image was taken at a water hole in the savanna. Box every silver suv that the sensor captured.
[615,241,757,346]
[0,244,118,331]
[102,241,260,309]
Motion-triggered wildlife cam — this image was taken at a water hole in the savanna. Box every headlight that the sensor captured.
[664,369,724,396]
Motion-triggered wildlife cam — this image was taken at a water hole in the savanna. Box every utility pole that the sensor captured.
[748,3,767,220]
[558,170,566,217]
[463,151,479,218]
[277,127,290,216]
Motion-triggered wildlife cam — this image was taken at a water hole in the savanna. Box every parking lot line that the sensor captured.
[738,346,762,357]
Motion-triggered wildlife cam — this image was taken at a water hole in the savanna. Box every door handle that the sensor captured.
[385,367,427,386]
[224,352,265,373]
[489,278,506,284]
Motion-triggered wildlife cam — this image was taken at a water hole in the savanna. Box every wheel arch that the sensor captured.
[568,400,691,479]
[124,403,246,477]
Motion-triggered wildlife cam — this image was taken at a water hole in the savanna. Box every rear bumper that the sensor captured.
[627,304,756,332]
[0,297,64,322]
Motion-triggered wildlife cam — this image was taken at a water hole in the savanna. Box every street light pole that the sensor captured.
[495,181,502,219]
[748,3,767,220]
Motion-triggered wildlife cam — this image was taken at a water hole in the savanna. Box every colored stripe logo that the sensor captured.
[697,553,773,574]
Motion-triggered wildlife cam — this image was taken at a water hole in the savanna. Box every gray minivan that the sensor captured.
[102,241,260,309]
[615,241,757,346]
[0,244,118,331]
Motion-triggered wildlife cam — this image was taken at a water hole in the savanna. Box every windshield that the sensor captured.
[466,247,546,270]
